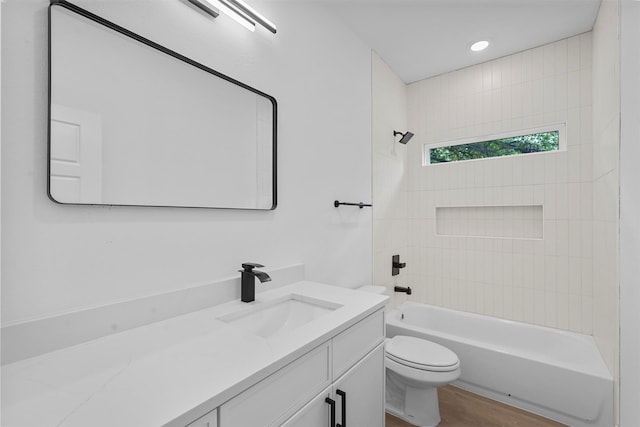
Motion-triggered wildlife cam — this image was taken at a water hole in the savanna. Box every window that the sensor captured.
[425,125,564,165]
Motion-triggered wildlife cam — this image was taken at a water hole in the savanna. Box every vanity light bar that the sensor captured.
[188,0,220,18]
[219,0,277,34]
[190,0,275,33]
[211,0,256,32]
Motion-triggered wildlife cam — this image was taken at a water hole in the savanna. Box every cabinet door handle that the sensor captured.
[336,389,346,427]
[325,397,336,427]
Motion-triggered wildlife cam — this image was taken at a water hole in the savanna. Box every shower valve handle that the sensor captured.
[392,255,406,276]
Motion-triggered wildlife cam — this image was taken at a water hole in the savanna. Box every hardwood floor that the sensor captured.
[385,385,567,427]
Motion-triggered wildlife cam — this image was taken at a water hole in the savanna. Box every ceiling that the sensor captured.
[310,0,602,83]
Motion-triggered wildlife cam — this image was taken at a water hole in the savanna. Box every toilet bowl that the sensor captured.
[384,335,460,427]
[385,335,460,427]
[355,285,460,426]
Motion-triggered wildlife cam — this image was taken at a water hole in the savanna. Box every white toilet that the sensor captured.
[357,285,461,427]
[385,335,460,426]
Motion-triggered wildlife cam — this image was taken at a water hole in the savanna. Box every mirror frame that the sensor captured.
[48,0,277,210]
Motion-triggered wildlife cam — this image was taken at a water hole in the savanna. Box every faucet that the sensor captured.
[394,286,412,295]
[239,263,271,302]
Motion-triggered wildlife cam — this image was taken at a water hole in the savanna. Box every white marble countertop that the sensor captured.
[1,281,388,427]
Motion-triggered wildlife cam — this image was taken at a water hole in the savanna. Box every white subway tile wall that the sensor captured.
[591,0,620,379]
[372,53,410,308]
[405,33,595,334]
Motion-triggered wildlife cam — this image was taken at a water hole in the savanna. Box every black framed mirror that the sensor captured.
[48,0,277,210]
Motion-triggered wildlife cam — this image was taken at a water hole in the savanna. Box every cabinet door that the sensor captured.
[333,343,384,427]
[281,387,332,427]
[333,310,384,379]
[220,343,331,427]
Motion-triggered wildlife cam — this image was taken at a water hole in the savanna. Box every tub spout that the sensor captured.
[394,286,412,295]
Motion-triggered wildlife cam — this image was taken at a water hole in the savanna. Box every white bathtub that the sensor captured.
[386,302,613,427]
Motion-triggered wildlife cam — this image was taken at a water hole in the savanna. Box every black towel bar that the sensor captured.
[334,200,372,209]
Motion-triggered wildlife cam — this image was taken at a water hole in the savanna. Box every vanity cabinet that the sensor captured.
[280,387,332,427]
[218,343,332,426]
[1,281,388,427]
[331,344,385,427]
[281,344,385,427]
[216,309,385,427]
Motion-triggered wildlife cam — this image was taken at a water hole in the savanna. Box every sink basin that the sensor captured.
[218,294,342,338]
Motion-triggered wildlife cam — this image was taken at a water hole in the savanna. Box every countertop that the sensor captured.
[1,281,388,427]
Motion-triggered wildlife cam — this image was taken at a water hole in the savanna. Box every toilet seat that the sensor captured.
[386,335,460,372]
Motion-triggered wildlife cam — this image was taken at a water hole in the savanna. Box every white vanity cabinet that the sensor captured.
[331,344,385,427]
[1,281,389,427]
[280,387,332,427]
[217,309,385,427]
[281,344,385,427]
[218,342,332,426]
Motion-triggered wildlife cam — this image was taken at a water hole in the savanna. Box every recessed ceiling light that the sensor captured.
[470,40,489,52]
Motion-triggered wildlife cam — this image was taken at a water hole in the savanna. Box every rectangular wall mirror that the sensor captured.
[48,0,277,210]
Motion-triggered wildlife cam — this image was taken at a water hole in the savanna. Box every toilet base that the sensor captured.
[386,410,440,427]
[386,371,442,426]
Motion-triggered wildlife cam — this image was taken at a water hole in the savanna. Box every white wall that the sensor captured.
[619,0,640,424]
[1,1,3,325]
[406,35,595,333]
[592,0,620,392]
[1,0,373,325]
[371,53,409,307]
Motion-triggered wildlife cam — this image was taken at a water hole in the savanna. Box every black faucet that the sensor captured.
[394,286,412,295]
[239,263,272,302]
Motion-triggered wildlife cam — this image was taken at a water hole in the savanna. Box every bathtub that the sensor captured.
[386,302,613,427]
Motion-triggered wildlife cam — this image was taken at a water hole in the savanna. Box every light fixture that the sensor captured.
[191,0,276,33]
[188,0,219,18]
[470,40,489,52]
[220,0,277,34]
[394,130,414,144]
[209,0,256,32]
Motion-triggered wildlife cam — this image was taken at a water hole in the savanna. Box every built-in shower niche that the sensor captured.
[435,205,543,239]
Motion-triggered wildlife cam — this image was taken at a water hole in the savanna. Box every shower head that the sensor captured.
[394,130,414,144]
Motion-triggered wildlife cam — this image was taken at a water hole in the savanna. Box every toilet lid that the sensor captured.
[386,336,459,371]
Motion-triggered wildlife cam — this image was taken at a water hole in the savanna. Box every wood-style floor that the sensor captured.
[385,385,568,427]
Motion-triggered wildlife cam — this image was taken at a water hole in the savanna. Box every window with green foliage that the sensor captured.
[428,128,561,164]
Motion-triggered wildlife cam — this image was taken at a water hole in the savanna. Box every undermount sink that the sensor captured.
[218,294,342,338]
